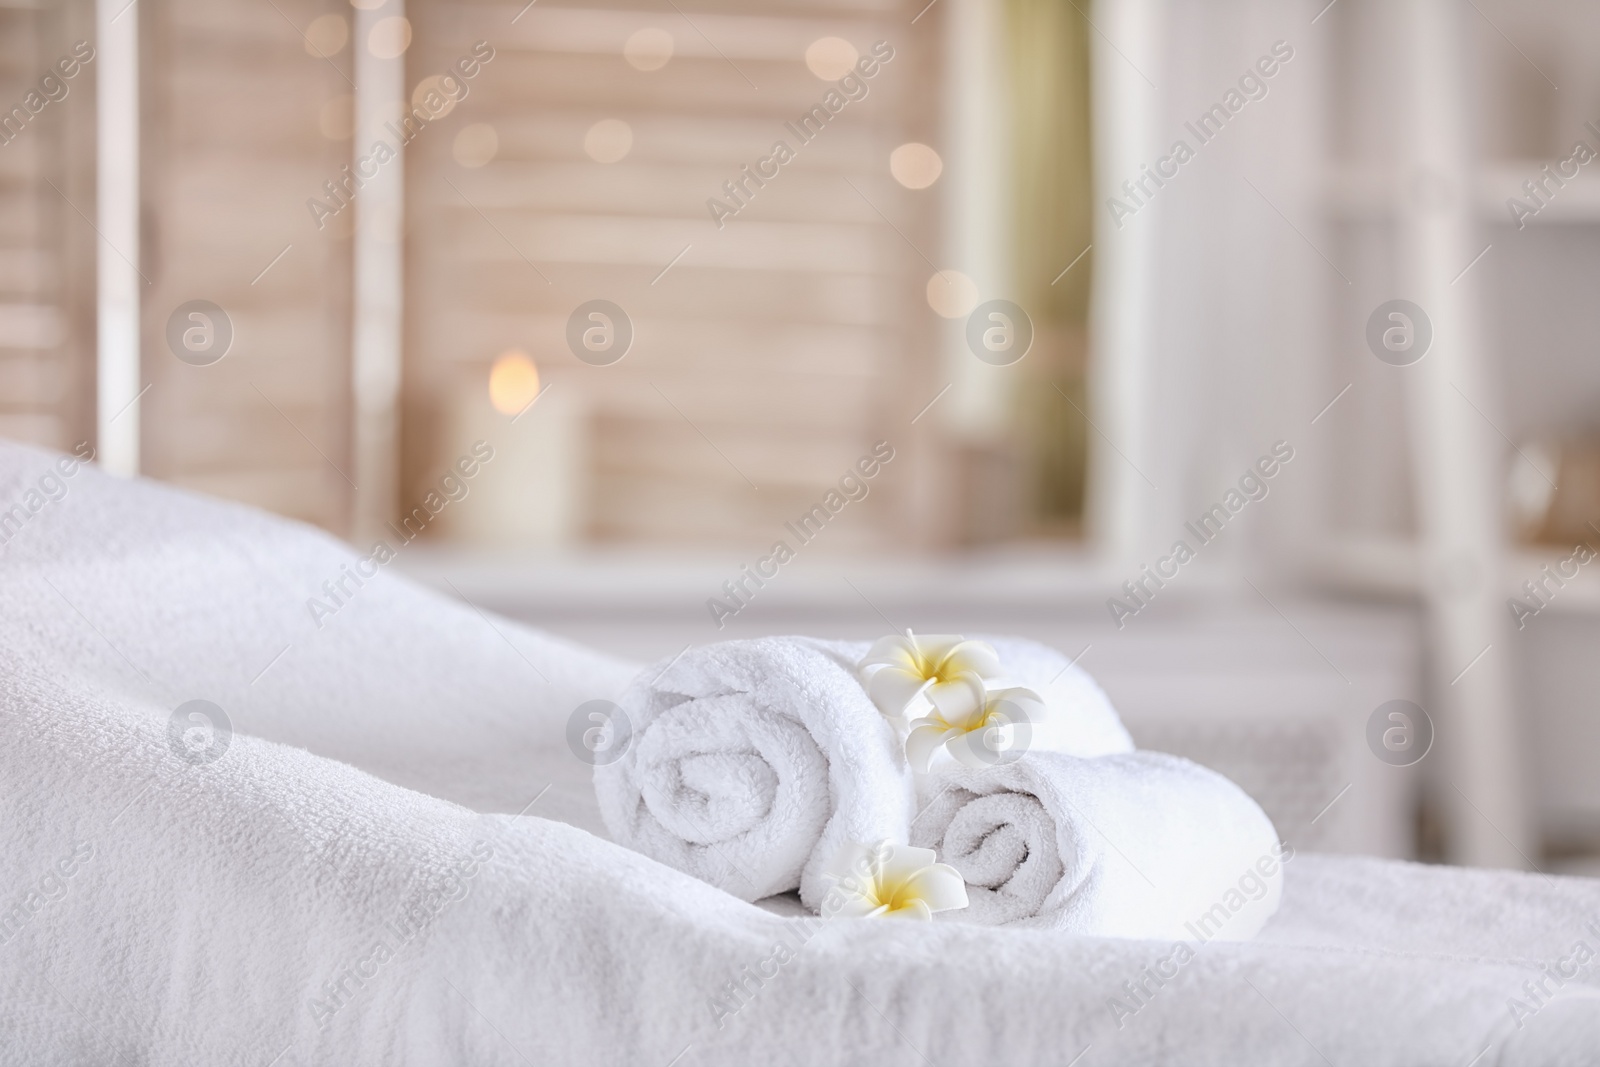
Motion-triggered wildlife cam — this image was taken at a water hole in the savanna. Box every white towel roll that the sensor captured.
[912,750,1285,939]
[595,637,917,907]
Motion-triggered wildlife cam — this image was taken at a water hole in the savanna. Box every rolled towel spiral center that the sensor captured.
[649,750,779,842]
[915,787,1066,924]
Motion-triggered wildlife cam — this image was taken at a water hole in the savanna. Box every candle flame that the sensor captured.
[489,350,540,415]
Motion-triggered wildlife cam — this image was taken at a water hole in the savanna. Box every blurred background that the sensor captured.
[6,0,1600,873]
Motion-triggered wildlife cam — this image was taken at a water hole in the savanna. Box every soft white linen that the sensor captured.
[3,439,1600,1066]
[913,750,1283,937]
[0,441,637,828]
[595,634,1133,908]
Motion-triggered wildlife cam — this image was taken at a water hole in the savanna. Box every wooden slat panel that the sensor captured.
[140,0,353,533]
[0,248,52,295]
[0,412,61,444]
[472,52,906,116]
[168,466,351,527]
[408,265,904,327]
[414,315,889,375]
[405,0,940,547]
[422,6,904,59]
[0,1,94,454]
[412,160,905,225]
[0,350,67,404]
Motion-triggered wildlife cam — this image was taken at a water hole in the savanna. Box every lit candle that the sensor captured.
[431,350,586,549]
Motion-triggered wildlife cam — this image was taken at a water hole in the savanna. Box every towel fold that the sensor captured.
[595,634,1135,908]
[911,750,1284,939]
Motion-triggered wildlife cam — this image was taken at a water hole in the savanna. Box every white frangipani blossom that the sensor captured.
[819,841,969,921]
[857,631,1002,724]
[905,684,1042,773]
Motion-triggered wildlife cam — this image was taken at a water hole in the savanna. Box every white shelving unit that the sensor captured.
[1311,0,1600,865]
[1080,0,1600,867]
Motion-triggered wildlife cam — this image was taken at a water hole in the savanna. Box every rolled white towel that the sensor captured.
[595,636,916,907]
[911,750,1285,939]
[596,634,1133,908]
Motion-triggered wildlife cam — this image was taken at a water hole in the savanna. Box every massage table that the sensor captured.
[2,439,1597,1066]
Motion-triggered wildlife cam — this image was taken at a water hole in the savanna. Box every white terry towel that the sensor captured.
[911,750,1284,939]
[595,635,1133,909]
[595,637,916,907]
[0,440,638,831]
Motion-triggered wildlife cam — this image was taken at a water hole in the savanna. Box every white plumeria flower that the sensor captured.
[905,683,1042,773]
[857,631,1002,724]
[820,841,968,921]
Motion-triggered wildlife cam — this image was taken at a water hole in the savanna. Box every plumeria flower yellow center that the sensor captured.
[857,631,1002,724]
[819,841,969,921]
[905,684,1042,773]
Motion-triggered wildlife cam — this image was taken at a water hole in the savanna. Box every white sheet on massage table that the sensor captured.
[2,438,1598,1066]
